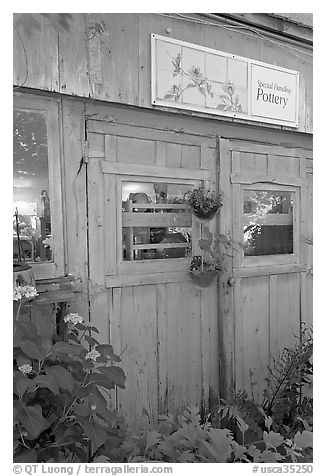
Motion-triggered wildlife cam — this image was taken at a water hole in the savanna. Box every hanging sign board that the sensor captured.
[151,34,299,127]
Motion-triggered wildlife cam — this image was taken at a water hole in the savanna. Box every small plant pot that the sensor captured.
[13,262,36,288]
[189,270,218,288]
[191,206,219,221]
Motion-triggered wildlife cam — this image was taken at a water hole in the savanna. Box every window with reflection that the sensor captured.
[122,181,193,261]
[243,189,294,256]
[13,110,52,263]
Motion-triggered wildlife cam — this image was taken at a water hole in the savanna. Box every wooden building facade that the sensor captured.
[13,13,313,425]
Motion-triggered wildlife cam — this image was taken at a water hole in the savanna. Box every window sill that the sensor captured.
[34,289,79,304]
[35,275,82,303]
[106,270,192,288]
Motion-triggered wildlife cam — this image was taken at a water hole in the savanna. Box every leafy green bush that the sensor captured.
[102,325,312,464]
[216,324,313,461]
[102,406,312,463]
[13,285,312,464]
[13,286,126,463]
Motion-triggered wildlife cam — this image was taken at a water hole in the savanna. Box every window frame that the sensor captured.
[13,94,65,280]
[240,183,300,267]
[117,175,198,275]
[101,160,211,286]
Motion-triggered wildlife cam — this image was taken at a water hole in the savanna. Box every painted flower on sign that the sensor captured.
[172,52,182,76]
[217,80,243,112]
[164,52,214,103]
[162,53,243,112]
[164,83,183,102]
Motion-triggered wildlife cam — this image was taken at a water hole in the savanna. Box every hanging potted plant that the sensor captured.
[186,186,222,221]
[189,232,224,288]
[189,255,221,288]
[13,208,36,288]
[189,232,239,288]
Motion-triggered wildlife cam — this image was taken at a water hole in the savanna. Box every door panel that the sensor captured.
[218,138,312,402]
[235,275,270,401]
[86,113,219,423]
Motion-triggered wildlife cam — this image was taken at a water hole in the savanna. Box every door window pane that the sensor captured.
[13,110,52,263]
[122,181,193,261]
[243,190,293,256]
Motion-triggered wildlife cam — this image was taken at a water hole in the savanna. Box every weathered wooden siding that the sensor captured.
[86,107,219,423]
[14,89,312,421]
[306,162,313,326]
[111,281,218,424]
[60,99,89,319]
[13,13,313,133]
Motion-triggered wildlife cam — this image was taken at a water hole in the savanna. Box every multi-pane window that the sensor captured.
[121,181,193,261]
[13,109,52,263]
[13,95,64,279]
[243,189,294,257]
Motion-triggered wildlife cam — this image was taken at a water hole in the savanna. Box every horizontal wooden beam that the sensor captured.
[132,242,190,251]
[119,256,191,275]
[231,173,305,187]
[106,271,192,288]
[233,262,306,277]
[100,160,211,180]
[34,290,79,304]
[243,213,292,226]
[122,211,192,227]
[85,103,313,147]
[88,120,216,147]
[126,203,187,210]
[229,141,310,157]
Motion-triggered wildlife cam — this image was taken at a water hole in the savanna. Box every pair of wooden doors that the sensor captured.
[86,109,312,417]
[218,138,313,402]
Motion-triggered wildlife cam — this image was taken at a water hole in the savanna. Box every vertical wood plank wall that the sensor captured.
[61,100,89,319]
[306,159,313,326]
[13,13,313,134]
[86,114,219,424]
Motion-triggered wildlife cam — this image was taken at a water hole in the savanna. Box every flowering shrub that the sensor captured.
[13,284,312,464]
[13,285,38,301]
[64,312,84,325]
[13,295,126,463]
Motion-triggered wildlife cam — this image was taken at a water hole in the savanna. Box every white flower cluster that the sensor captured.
[63,313,85,325]
[13,285,38,301]
[18,364,33,375]
[42,235,53,249]
[67,273,82,289]
[85,348,101,361]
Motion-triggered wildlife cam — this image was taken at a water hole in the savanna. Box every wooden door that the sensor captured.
[85,109,220,424]
[218,138,313,402]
